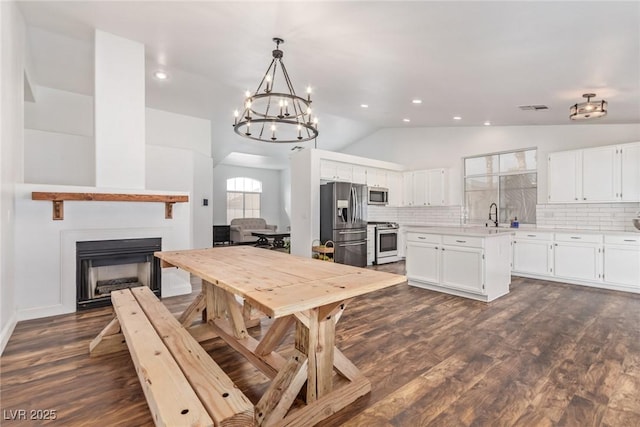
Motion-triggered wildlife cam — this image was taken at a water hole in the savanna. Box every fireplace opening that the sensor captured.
[76,238,161,310]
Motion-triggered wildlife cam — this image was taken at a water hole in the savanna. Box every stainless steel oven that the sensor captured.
[367,187,389,205]
[375,222,400,264]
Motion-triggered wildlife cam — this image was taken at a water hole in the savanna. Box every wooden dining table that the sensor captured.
[154,245,406,426]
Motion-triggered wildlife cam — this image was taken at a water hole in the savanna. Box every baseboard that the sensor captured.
[17,303,74,321]
[0,311,18,356]
[162,283,193,298]
[512,272,640,294]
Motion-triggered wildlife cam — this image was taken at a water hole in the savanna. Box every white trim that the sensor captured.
[512,272,640,294]
[0,311,18,355]
[17,304,71,321]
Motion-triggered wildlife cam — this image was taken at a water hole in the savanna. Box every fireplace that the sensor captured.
[76,238,161,309]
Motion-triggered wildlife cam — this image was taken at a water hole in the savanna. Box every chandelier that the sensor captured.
[569,93,608,120]
[233,38,319,143]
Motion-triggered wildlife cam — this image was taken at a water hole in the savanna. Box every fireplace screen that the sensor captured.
[76,238,161,309]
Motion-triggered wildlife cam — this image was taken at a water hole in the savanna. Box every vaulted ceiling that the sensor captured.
[18,1,640,168]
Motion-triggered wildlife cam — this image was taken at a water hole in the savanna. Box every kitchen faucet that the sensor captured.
[488,203,498,227]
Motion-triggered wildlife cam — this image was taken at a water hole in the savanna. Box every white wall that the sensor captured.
[23,95,214,248]
[25,86,93,136]
[146,108,211,157]
[341,124,640,202]
[24,87,94,186]
[145,108,213,249]
[24,129,94,185]
[14,184,192,321]
[94,30,145,189]
[0,0,26,354]
[212,164,286,232]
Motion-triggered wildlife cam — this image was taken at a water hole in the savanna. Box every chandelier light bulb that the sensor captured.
[233,110,239,125]
[297,124,302,140]
[265,75,272,93]
[245,90,251,98]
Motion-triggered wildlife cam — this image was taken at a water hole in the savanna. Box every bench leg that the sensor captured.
[89,318,126,356]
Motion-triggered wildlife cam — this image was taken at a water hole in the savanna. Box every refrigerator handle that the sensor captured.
[351,186,356,224]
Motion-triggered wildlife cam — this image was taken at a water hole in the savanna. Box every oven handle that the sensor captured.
[339,230,367,234]
[338,241,367,247]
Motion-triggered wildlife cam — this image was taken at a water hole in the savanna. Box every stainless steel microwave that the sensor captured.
[367,187,389,205]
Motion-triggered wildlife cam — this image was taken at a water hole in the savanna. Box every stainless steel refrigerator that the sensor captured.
[320,182,367,267]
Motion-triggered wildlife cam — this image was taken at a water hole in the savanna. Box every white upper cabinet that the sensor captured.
[403,171,415,206]
[620,142,640,202]
[427,169,447,206]
[387,172,403,207]
[548,150,581,202]
[412,170,428,206]
[352,165,367,185]
[582,145,618,202]
[365,168,388,188]
[320,160,353,182]
[547,142,640,203]
[403,169,450,206]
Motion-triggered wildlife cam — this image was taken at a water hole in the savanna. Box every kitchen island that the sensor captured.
[405,226,513,302]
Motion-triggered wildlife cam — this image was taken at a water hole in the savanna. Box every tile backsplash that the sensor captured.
[368,203,640,232]
[367,205,464,226]
[536,203,640,232]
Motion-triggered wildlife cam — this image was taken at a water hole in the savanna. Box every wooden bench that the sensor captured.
[90,286,254,426]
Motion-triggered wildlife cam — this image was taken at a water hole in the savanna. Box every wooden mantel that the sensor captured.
[32,192,189,221]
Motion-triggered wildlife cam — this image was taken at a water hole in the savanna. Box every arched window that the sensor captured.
[226,177,262,223]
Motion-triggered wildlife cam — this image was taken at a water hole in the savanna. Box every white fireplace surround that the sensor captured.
[15,183,192,321]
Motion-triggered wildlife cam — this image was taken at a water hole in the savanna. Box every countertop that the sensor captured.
[402,224,640,237]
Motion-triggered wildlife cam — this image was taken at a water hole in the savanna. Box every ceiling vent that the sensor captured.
[518,105,549,111]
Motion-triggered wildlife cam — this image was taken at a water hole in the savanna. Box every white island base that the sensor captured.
[405,228,513,302]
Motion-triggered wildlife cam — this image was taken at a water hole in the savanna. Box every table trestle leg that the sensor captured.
[256,350,308,426]
[255,315,295,356]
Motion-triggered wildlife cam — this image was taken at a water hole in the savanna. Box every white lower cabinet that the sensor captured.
[511,231,639,295]
[440,245,484,294]
[366,225,375,266]
[406,231,511,302]
[512,232,554,276]
[406,241,439,283]
[553,233,603,282]
[554,242,602,282]
[603,235,640,289]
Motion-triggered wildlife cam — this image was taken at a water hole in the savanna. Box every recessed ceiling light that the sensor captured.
[484,121,491,126]
[153,70,169,80]
[453,116,462,120]
[412,99,422,104]
[360,104,369,108]
[403,118,411,122]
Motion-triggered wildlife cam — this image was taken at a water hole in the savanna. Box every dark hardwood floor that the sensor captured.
[2,261,640,426]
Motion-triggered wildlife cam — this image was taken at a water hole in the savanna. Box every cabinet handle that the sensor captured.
[583,197,587,200]
[527,234,536,237]
[435,246,438,250]
[442,248,445,251]
[570,237,581,239]
[418,236,426,240]
[575,197,578,201]
[624,239,637,242]
[455,240,466,243]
